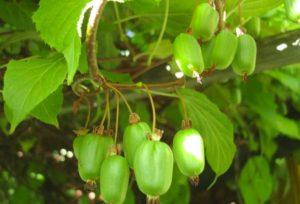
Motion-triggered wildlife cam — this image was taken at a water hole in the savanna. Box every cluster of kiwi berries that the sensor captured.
[173,3,258,82]
[73,113,204,203]
[72,2,262,204]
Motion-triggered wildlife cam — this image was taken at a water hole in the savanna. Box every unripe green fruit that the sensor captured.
[173,128,205,178]
[284,0,300,22]
[73,134,114,181]
[100,155,130,204]
[245,17,261,37]
[134,140,174,198]
[123,122,151,168]
[201,38,215,70]
[191,3,219,41]
[160,165,190,204]
[173,33,204,78]
[232,34,257,76]
[211,30,238,70]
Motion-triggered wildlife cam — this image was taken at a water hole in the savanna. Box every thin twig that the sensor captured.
[105,83,133,114]
[132,56,172,79]
[100,90,110,127]
[83,97,91,128]
[176,90,188,120]
[144,84,156,132]
[147,0,170,66]
[108,78,185,90]
[114,93,120,143]
[113,2,136,57]
[106,90,111,130]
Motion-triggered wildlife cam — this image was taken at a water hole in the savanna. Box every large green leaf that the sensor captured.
[266,68,300,94]
[3,54,67,132]
[239,156,273,204]
[33,0,91,84]
[126,0,197,36]
[178,88,236,176]
[243,79,300,139]
[227,0,283,17]
[31,86,64,127]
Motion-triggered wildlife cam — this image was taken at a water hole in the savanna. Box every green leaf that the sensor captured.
[127,0,196,36]
[243,79,300,139]
[3,54,67,133]
[227,0,283,17]
[178,88,236,176]
[101,70,133,84]
[266,69,300,94]
[273,114,300,139]
[0,0,35,30]
[33,0,91,84]
[239,156,273,204]
[98,31,121,70]
[147,39,173,59]
[135,102,151,125]
[78,43,89,74]
[31,86,64,127]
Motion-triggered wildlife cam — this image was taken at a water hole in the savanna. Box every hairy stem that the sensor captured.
[86,0,107,83]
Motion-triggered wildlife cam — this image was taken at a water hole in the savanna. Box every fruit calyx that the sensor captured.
[182,119,192,129]
[243,73,248,81]
[147,129,164,141]
[189,176,200,187]
[108,145,119,156]
[146,196,160,204]
[93,125,105,135]
[73,128,89,136]
[84,180,97,191]
[129,113,140,124]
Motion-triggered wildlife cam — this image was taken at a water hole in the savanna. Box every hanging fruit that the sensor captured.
[123,113,151,168]
[245,17,261,38]
[201,38,216,70]
[190,3,219,42]
[284,0,300,22]
[100,154,130,204]
[134,133,173,202]
[173,33,204,80]
[210,30,238,70]
[172,122,205,185]
[232,34,257,77]
[73,133,114,181]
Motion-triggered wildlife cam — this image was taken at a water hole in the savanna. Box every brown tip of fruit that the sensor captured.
[186,27,192,34]
[84,180,97,191]
[109,145,119,155]
[129,113,140,124]
[147,129,164,141]
[197,38,203,45]
[73,128,89,136]
[243,73,248,81]
[189,176,200,187]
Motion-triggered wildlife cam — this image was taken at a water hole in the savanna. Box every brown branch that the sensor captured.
[86,0,108,83]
